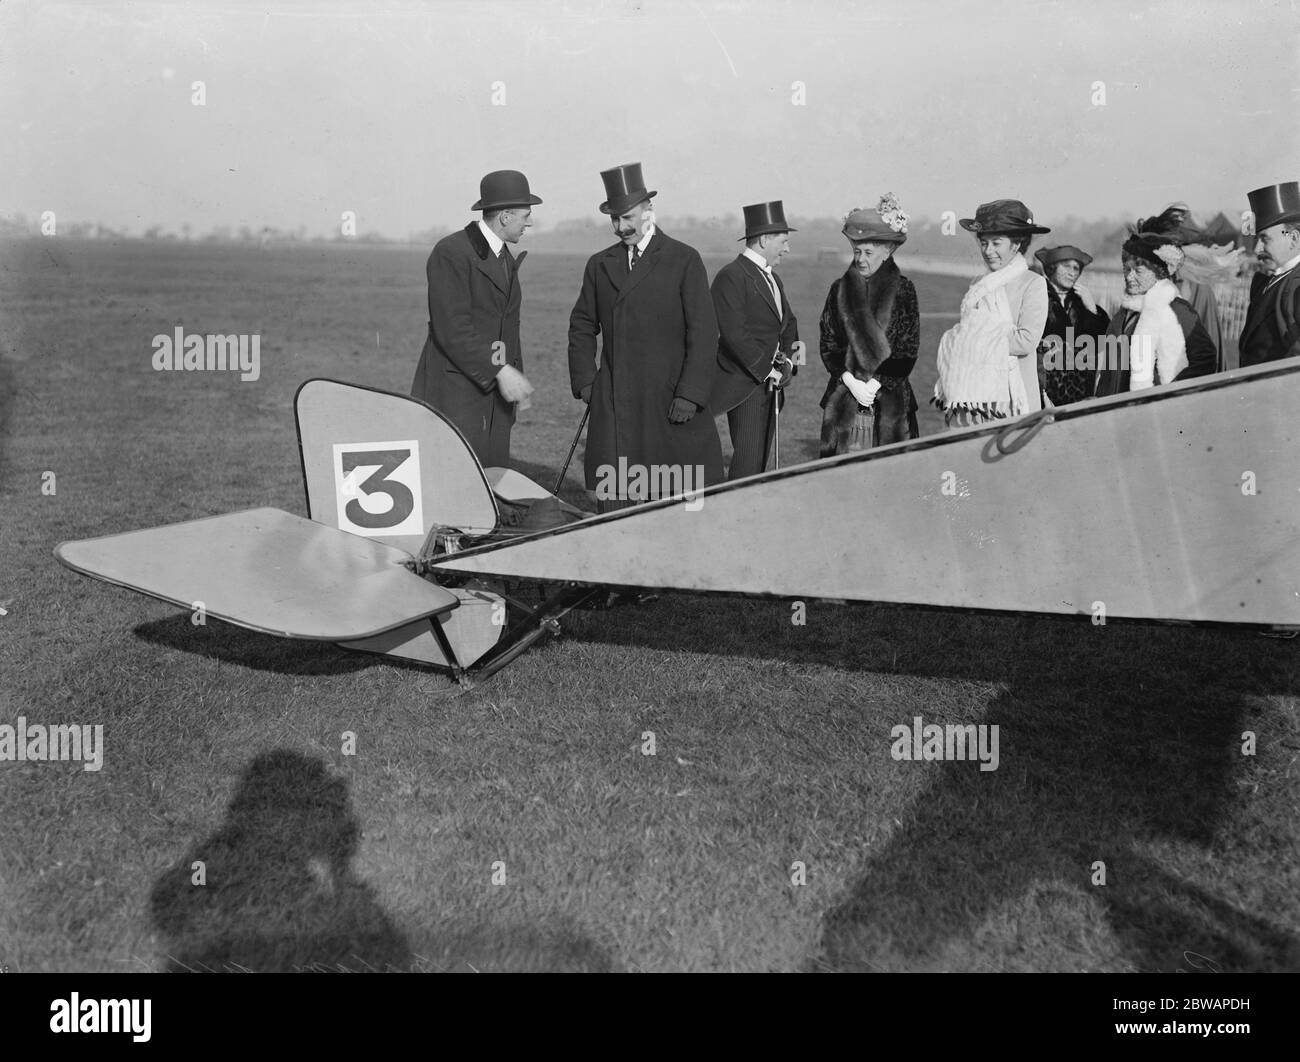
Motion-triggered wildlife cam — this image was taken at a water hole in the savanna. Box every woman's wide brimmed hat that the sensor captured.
[1035,244,1093,268]
[471,170,543,211]
[738,201,796,240]
[959,199,1050,235]
[598,162,657,216]
[842,193,910,244]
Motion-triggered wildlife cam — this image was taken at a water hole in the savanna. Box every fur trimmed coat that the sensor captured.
[818,257,920,455]
[1093,291,1216,396]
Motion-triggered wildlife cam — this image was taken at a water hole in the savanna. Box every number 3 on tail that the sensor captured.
[332,440,425,537]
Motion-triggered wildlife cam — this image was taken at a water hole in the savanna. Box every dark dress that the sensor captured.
[1038,284,1109,405]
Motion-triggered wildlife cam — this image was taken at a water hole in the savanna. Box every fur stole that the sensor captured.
[933,254,1030,416]
[834,256,902,378]
[1121,278,1186,389]
[819,258,911,455]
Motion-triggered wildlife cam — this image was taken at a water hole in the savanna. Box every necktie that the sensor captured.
[763,270,780,313]
[629,244,641,272]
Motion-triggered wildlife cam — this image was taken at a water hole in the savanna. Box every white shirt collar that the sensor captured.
[476,219,504,256]
[742,247,772,273]
[1271,250,1300,279]
[634,224,655,253]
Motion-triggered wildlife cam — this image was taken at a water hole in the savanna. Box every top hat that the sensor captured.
[1035,244,1093,269]
[959,199,1050,236]
[471,170,543,212]
[739,201,796,241]
[599,162,657,216]
[1247,181,1300,232]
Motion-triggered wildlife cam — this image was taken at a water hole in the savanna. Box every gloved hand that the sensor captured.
[767,353,793,389]
[842,371,881,407]
[1073,282,1098,314]
[496,364,534,404]
[580,384,592,404]
[668,397,699,423]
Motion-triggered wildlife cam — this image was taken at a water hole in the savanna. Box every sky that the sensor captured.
[2,0,1297,237]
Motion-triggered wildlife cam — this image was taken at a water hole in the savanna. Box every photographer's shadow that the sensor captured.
[149,749,411,972]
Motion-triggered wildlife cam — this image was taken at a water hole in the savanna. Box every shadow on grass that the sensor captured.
[150,749,622,972]
[132,614,439,678]
[150,749,412,972]
[799,634,1300,972]
[564,595,1300,971]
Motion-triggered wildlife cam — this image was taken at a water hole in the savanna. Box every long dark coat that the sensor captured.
[1039,285,1109,405]
[568,229,722,494]
[1239,267,1300,367]
[708,254,799,416]
[1093,297,1216,397]
[411,223,523,468]
[818,257,920,454]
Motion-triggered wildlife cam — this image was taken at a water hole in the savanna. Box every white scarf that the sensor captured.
[1120,278,1186,390]
[934,254,1029,415]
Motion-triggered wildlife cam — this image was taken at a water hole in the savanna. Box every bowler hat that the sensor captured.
[959,199,1050,236]
[471,170,543,212]
[1247,181,1300,232]
[599,162,657,216]
[1035,245,1093,268]
[739,201,796,240]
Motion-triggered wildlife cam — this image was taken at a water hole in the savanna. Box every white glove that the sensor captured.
[842,371,881,406]
[496,364,534,405]
[1073,282,1098,314]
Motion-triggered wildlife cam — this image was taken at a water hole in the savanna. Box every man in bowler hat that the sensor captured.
[411,169,540,468]
[1240,181,1300,367]
[568,162,722,510]
[708,202,799,479]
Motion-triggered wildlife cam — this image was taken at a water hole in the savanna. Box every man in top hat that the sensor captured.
[707,202,799,480]
[1033,244,1109,405]
[411,169,541,468]
[1239,181,1300,367]
[568,162,722,510]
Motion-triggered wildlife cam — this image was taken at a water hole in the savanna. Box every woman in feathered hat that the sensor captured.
[1092,226,1217,397]
[933,200,1050,427]
[818,193,920,454]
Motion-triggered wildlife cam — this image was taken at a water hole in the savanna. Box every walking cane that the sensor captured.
[553,405,590,494]
[771,383,780,470]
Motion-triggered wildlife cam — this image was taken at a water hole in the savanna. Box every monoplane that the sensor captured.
[56,365,1300,683]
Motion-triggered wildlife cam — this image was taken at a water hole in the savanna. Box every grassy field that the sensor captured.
[1,237,1297,973]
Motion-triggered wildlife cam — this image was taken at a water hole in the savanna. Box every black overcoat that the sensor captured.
[707,254,799,416]
[411,222,523,468]
[568,229,722,493]
[1239,267,1300,367]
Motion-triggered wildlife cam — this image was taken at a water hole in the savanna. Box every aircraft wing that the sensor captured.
[55,507,458,640]
[432,360,1300,628]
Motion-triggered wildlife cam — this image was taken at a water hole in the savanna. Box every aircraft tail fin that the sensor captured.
[295,378,499,555]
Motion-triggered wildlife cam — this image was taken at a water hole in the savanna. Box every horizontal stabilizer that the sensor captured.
[55,508,458,640]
